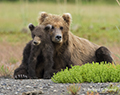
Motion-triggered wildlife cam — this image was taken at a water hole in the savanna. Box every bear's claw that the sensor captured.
[14,74,28,79]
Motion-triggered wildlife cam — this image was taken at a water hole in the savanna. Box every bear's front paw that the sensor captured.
[14,74,28,79]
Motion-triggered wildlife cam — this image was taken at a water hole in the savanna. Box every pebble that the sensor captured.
[62,89,65,92]
[6,87,11,90]
[26,85,32,88]
[90,85,92,88]
[39,87,43,89]
[15,92,18,94]
[53,90,57,92]
[60,85,64,87]
[0,78,119,95]
[50,86,53,88]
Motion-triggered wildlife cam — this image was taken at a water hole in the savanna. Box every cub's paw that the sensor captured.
[14,67,28,79]
[14,74,29,79]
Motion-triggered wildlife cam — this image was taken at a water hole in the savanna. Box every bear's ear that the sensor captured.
[28,23,35,31]
[38,12,48,24]
[62,13,72,26]
[44,24,52,31]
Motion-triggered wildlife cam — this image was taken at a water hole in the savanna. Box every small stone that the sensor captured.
[39,87,43,89]
[82,88,86,91]
[18,88,21,91]
[53,90,57,92]
[22,90,43,95]
[88,88,92,91]
[26,85,31,88]
[47,83,50,86]
[62,89,65,92]
[60,85,64,88]
[7,87,11,90]
[15,92,18,95]
[1,83,6,86]
[33,86,37,89]
[90,86,92,88]
[50,86,53,88]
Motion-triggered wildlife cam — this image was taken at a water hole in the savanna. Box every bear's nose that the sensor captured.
[55,35,62,40]
[33,41,39,45]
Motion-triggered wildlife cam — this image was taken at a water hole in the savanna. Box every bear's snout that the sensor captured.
[33,41,40,45]
[32,36,41,45]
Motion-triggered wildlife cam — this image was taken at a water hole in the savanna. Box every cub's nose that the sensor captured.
[55,35,62,40]
[34,41,38,45]
[33,41,40,45]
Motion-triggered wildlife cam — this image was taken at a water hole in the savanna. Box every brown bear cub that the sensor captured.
[28,24,55,79]
[14,24,55,79]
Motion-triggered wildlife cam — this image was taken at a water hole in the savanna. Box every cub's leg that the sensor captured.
[28,45,41,79]
[14,41,32,79]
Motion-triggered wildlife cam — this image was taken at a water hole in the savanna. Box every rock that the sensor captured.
[53,89,57,92]
[15,92,18,95]
[0,78,119,95]
[26,85,32,88]
[22,90,44,95]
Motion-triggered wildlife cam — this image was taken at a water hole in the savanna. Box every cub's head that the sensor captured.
[28,23,52,46]
[38,12,72,44]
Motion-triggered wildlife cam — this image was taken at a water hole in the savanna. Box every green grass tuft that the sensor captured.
[0,65,12,78]
[67,83,81,95]
[51,62,120,83]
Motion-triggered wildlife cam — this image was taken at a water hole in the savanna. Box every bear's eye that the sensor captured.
[52,26,54,29]
[60,26,63,30]
[45,26,50,31]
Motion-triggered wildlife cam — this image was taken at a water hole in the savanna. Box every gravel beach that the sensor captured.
[0,78,120,95]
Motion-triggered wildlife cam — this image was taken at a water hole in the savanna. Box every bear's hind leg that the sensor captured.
[95,46,113,64]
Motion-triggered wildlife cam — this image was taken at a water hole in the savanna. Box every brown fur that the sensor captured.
[38,12,114,71]
[14,12,113,79]
[14,24,56,79]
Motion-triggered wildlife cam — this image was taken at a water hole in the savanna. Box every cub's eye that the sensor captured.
[32,34,35,38]
[52,26,54,29]
[60,26,63,30]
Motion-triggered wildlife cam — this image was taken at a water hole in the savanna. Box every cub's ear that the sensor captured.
[28,23,35,31]
[38,12,48,24]
[44,24,52,31]
[62,13,72,26]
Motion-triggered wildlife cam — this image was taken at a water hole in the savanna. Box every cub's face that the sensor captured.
[38,12,71,44]
[28,23,52,46]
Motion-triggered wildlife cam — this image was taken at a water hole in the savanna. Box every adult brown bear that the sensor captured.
[38,12,113,70]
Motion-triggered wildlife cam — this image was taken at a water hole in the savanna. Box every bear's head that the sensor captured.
[28,23,52,46]
[38,12,72,44]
